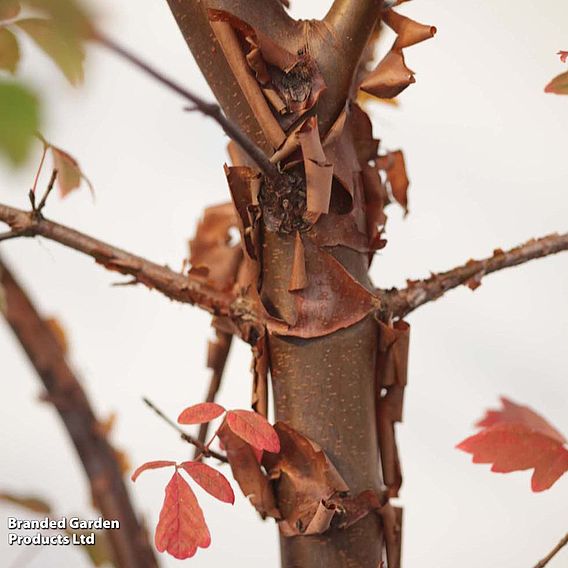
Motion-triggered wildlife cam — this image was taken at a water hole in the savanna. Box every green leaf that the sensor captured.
[0,27,20,73]
[0,81,40,165]
[16,17,84,85]
[26,0,90,27]
[0,1,21,21]
[0,491,52,514]
[545,71,568,95]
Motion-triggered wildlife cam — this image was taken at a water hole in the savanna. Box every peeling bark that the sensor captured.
[162,2,394,566]
[3,1,565,567]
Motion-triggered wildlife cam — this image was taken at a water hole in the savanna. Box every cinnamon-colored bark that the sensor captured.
[161,2,387,565]
[0,203,260,340]
[383,232,568,319]
[0,259,157,568]
[3,1,567,567]
[157,2,567,567]
[264,232,383,567]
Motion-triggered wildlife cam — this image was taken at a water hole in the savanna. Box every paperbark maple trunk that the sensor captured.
[165,1,385,566]
[264,233,383,568]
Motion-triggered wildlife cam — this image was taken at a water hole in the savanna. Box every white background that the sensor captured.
[0,1,567,566]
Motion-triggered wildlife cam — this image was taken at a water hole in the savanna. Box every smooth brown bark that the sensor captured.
[263,232,383,568]
[0,2,565,566]
[0,259,157,568]
[270,321,382,567]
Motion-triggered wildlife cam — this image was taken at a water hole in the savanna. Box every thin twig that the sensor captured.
[533,532,568,568]
[36,170,58,213]
[0,259,157,568]
[0,202,261,340]
[95,33,279,180]
[381,233,568,319]
[194,329,233,459]
[142,398,228,463]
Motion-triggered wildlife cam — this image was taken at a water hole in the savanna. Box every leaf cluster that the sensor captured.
[0,0,91,164]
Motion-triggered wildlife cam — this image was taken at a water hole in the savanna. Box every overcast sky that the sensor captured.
[0,1,567,567]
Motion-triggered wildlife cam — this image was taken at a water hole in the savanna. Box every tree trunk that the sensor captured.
[164,2,386,566]
[264,233,383,568]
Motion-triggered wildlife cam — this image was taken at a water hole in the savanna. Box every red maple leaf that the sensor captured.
[457,397,568,491]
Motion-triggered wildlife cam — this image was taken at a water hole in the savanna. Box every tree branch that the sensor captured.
[324,0,382,47]
[95,33,279,180]
[142,398,228,464]
[381,233,568,319]
[0,202,261,339]
[318,0,384,130]
[534,532,568,568]
[0,258,157,568]
[162,0,294,151]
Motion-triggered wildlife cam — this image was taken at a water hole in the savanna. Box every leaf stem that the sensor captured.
[142,398,228,463]
[31,144,47,195]
[36,169,58,213]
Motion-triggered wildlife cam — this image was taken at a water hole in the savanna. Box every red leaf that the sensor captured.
[457,398,568,491]
[179,461,235,504]
[131,461,176,482]
[476,397,566,444]
[226,410,280,453]
[217,424,280,518]
[545,71,568,95]
[155,471,210,559]
[178,402,225,425]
